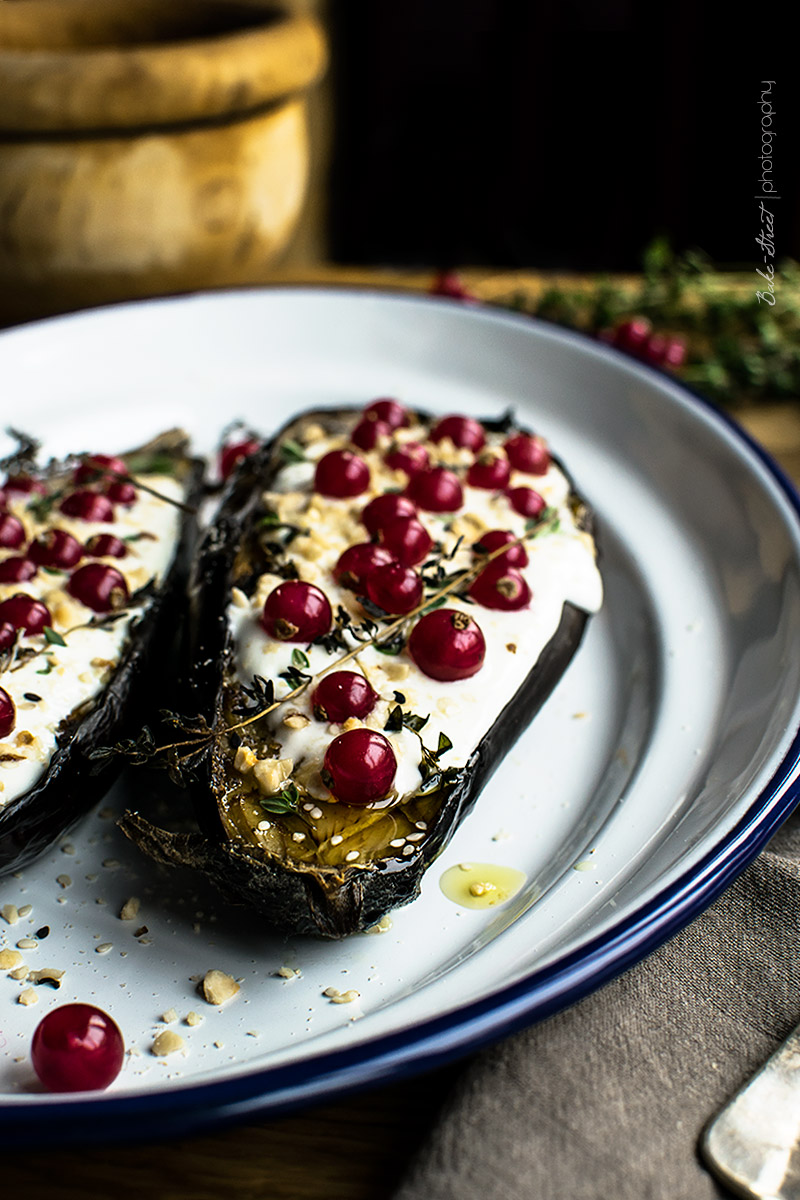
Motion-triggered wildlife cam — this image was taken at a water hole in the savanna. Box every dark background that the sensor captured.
[326,2,797,270]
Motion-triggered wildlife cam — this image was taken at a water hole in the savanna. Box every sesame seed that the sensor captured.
[345,850,359,862]
[330,834,343,845]
[389,838,405,848]
[16,938,37,950]
[18,904,32,918]
[402,845,415,856]
[415,821,427,830]
[407,832,424,842]
[309,807,323,819]
[292,832,306,842]
[96,943,113,954]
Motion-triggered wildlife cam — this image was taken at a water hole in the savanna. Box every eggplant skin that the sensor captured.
[0,436,203,876]
[120,408,599,939]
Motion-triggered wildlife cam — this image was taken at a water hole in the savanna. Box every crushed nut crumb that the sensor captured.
[1,904,19,925]
[95,943,113,955]
[323,987,360,1004]
[28,968,64,987]
[61,843,75,856]
[161,1008,178,1024]
[276,966,301,980]
[151,1030,185,1057]
[18,987,38,1006]
[200,969,240,1006]
[0,948,22,969]
[119,897,141,921]
[9,966,28,981]
[184,1011,202,1027]
[56,874,72,888]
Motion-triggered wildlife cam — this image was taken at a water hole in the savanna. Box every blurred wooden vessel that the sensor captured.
[0,0,327,324]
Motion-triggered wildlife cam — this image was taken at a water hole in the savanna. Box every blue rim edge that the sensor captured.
[1,288,799,1147]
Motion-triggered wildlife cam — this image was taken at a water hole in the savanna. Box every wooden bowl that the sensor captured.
[0,0,327,323]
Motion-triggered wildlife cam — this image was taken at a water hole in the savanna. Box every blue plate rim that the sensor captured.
[1,285,798,1145]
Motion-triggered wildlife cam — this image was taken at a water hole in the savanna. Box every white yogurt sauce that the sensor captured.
[227,421,603,807]
[0,475,185,807]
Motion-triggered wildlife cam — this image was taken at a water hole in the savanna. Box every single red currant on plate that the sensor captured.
[322,728,397,806]
[351,417,391,451]
[379,516,433,566]
[467,452,511,491]
[312,671,377,723]
[31,1003,124,1092]
[73,453,128,486]
[409,608,486,681]
[261,580,332,642]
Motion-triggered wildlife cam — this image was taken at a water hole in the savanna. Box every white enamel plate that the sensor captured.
[0,289,799,1145]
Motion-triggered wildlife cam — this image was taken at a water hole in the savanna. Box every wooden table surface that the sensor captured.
[3,267,798,1200]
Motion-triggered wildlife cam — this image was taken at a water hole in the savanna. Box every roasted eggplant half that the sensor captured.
[0,430,202,874]
[121,404,602,938]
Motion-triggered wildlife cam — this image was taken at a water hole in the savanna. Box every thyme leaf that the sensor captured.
[260,782,301,815]
[280,439,307,464]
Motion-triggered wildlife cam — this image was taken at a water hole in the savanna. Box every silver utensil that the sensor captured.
[703,1023,800,1199]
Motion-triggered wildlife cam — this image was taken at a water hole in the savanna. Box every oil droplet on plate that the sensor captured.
[439,862,526,910]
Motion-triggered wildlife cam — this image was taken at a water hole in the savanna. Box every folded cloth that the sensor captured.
[393,812,800,1200]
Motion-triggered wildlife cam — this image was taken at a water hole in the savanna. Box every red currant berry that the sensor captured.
[314,450,370,498]
[379,516,433,566]
[73,454,127,486]
[84,534,127,559]
[351,418,391,451]
[333,543,396,593]
[219,438,261,481]
[361,491,417,536]
[430,414,486,452]
[0,686,15,738]
[0,621,16,650]
[364,398,409,429]
[3,474,45,496]
[662,336,687,369]
[261,580,332,642]
[67,564,129,613]
[429,271,475,301]
[0,556,37,583]
[105,480,136,506]
[507,487,545,519]
[406,467,464,513]
[0,513,25,549]
[612,317,652,356]
[504,434,550,475]
[474,529,529,568]
[60,490,115,523]
[0,593,52,635]
[466,452,511,490]
[409,608,486,682]
[385,441,429,476]
[312,671,377,723]
[29,529,83,570]
[468,562,531,610]
[322,728,397,806]
[31,1003,124,1092]
[365,562,423,615]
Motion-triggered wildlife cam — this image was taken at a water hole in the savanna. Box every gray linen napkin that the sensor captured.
[394,812,800,1200]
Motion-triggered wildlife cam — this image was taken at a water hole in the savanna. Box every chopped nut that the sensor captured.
[61,842,75,855]
[151,1030,185,1057]
[276,966,301,979]
[1,904,19,925]
[14,731,34,746]
[56,874,72,888]
[18,987,38,1006]
[323,987,360,1004]
[9,966,27,980]
[0,948,23,969]
[119,897,141,921]
[200,969,240,1006]
[28,968,65,986]
[366,914,393,935]
[252,757,293,796]
[184,1011,202,1027]
[469,881,496,897]
[283,712,310,731]
[233,745,257,774]
[161,1008,178,1024]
